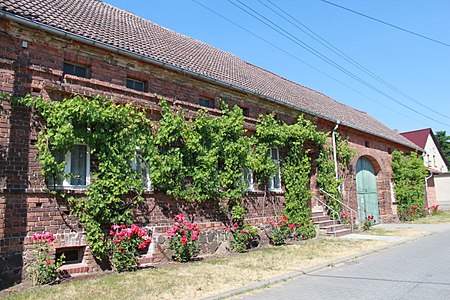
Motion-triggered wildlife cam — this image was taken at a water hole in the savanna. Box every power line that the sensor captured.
[261,0,450,121]
[321,0,450,48]
[190,0,427,126]
[226,0,450,127]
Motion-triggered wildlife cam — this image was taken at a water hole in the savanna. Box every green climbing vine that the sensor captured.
[18,95,152,258]
[316,133,355,219]
[149,99,250,202]
[391,150,427,220]
[16,92,357,258]
[251,114,327,238]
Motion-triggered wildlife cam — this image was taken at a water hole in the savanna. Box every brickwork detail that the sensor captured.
[0,18,413,286]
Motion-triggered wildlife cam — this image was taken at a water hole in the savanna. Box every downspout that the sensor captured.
[425,171,433,208]
[332,121,340,182]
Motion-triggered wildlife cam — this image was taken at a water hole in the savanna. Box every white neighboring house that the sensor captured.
[401,128,450,210]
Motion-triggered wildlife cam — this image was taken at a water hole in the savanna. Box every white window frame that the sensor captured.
[268,147,282,192]
[243,168,254,192]
[131,150,153,192]
[49,144,91,190]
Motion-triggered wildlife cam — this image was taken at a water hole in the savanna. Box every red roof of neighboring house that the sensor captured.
[0,0,419,150]
[400,128,431,149]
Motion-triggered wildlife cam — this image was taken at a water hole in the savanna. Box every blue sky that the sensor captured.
[104,0,450,134]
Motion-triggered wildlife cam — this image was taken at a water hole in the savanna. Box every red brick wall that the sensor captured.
[0,18,410,284]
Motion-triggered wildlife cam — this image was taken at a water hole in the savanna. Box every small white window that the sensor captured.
[48,144,90,189]
[243,168,254,192]
[268,147,282,192]
[131,151,152,192]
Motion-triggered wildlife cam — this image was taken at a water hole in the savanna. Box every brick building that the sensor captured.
[0,0,419,288]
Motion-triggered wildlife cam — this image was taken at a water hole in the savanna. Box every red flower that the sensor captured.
[288,224,296,229]
[373,220,376,223]
[191,231,199,241]
[241,229,249,234]
[44,260,51,265]
[181,235,188,245]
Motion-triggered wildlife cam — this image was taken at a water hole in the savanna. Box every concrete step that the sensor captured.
[324,224,347,233]
[332,228,353,237]
[311,211,324,217]
[311,215,329,222]
[316,220,337,228]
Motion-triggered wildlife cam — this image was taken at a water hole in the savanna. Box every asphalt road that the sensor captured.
[240,225,450,300]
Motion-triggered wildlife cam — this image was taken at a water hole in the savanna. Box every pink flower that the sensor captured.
[233,223,239,228]
[44,260,51,265]
[225,227,232,231]
[288,224,296,229]
[111,224,121,230]
[191,231,198,241]
[174,213,185,223]
[181,235,188,245]
[269,221,276,226]
[241,229,249,234]
[281,215,287,223]
[167,227,177,237]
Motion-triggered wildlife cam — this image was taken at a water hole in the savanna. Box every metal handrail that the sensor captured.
[312,195,339,237]
[319,188,357,232]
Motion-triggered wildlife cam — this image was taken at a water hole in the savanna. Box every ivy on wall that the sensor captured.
[391,150,427,220]
[250,114,327,238]
[18,95,152,258]
[316,133,355,219]
[149,99,249,202]
[16,94,352,257]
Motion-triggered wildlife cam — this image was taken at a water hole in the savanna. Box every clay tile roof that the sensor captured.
[0,0,419,150]
[400,128,431,149]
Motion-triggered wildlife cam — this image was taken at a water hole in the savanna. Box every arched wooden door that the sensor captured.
[356,157,380,224]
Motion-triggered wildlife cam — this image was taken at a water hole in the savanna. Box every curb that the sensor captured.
[202,232,434,300]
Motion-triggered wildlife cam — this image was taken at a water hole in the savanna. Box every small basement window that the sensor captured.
[199,98,214,108]
[56,247,84,265]
[63,62,89,78]
[365,141,370,148]
[241,107,249,117]
[126,78,146,92]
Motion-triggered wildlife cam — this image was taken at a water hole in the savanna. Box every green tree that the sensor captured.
[435,131,450,163]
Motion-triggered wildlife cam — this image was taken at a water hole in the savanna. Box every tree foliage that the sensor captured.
[435,131,450,164]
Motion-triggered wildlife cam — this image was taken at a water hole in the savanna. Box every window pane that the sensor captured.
[63,63,88,78]
[70,145,87,186]
[47,150,65,186]
[273,168,281,190]
[271,148,279,160]
[243,168,253,191]
[133,152,151,190]
[199,98,213,108]
[127,79,145,92]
